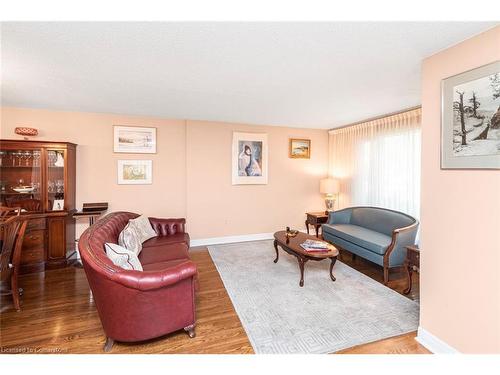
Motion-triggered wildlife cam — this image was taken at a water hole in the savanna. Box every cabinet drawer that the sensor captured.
[23,229,45,250]
[27,218,46,231]
[21,246,45,264]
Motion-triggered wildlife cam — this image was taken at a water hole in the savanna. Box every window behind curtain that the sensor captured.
[329,108,421,220]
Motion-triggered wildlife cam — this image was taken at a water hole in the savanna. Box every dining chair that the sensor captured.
[0,205,21,253]
[0,205,21,218]
[5,197,41,212]
[0,215,28,311]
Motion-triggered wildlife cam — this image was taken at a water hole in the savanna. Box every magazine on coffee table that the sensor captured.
[300,239,330,252]
[302,239,329,248]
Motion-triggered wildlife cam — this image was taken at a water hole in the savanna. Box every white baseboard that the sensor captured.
[191,232,275,247]
[416,326,460,354]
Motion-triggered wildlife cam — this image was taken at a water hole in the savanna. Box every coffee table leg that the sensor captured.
[273,240,279,263]
[298,258,306,287]
[329,257,337,282]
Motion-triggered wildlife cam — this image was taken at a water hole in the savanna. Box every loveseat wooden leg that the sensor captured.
[104,337,114,352]
[184,324,196,338]
[383,266,389,285]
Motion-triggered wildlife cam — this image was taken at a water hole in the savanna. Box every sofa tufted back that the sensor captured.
[149,217,185,236]
[349,207,416,236]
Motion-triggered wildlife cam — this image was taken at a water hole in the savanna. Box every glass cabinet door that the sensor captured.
[46,149,66,211]
[0,148,43,212]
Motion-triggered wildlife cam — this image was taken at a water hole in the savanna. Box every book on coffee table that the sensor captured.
[301,239,329,249]
[300,239,331,253]
[300,245,330,253]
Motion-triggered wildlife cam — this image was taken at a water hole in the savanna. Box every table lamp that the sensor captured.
[320,178,340,213]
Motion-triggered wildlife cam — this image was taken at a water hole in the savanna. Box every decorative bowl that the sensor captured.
[286,229,299,238]
[12,186,35,193]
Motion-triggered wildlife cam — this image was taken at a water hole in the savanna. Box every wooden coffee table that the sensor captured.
[273,231,339,287]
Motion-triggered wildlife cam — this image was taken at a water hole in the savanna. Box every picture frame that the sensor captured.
[113,126,157,154]
[232,132,268,185]
[441,60,500,169]
[52,199,64,211]
[117,160,153,185]
[289,138,311,159]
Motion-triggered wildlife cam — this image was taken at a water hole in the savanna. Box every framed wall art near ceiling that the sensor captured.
[232,132,268,185]
[289,138,311,159]
[117,160,153,185]
[113,126,157,154]
[441,60,500,169]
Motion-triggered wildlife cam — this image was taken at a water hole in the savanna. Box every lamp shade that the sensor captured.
[320,178,340,195]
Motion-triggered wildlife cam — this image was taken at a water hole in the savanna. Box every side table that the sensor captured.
[72,209,107,267]
[403,245,420,294]
[305,211,329,238]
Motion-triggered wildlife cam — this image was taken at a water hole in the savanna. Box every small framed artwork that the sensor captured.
[117,160,153,185]
[113,126,157,154]
[52,199,64,211]
[232,132,268,185]
[289,138,311,159]
[441,60,500,169]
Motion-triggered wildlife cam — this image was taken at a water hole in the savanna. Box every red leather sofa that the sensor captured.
[78,212,197,352]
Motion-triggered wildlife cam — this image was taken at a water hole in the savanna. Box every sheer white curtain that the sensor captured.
[328,108,421,220]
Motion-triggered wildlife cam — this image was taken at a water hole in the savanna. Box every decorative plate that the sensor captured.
[15,127,39,136]
[12,186,35,193]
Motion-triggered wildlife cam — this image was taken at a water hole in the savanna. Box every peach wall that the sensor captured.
[0,107,328,239]
[186,120,328,238]
[0,107,187,238]
[420,26,500,353]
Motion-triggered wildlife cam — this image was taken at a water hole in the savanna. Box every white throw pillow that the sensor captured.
[128,215,157,243]
[118,222,143,255]
[105,243,143,271]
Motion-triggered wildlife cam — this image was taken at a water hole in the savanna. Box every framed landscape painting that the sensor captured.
[117,160,153,184]
[232,132,268,185]
[289,138,311,159]
[441,60,500,169]
[114,126,157,154]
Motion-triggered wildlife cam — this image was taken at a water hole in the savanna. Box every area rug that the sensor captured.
[208,240,419,354]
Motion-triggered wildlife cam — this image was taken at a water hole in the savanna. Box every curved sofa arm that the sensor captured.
[149,217,186,236]
[111,260,197,291]
[327,208,352,225]
[384,221,419,266]
[394,224,419,246]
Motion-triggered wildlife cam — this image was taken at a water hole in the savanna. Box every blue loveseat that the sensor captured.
[321,206,418,284]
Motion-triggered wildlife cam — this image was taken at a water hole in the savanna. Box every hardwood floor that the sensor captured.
[332,250,428,354]
[337,332,429,354]
[0,246,428,354]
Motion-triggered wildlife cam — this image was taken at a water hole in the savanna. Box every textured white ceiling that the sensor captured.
[1,22,497,128]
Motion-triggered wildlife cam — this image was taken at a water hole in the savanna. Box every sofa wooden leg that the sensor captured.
[383,266,389,285]
[104,337,114,352]
[184,324,196,338]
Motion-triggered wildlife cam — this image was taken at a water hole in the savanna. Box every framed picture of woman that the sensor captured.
[232,132,268,185]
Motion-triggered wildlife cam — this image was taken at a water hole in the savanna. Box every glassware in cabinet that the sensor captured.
[0,148,43,212]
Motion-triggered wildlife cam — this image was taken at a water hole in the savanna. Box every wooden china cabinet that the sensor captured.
[0,140,77,274]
